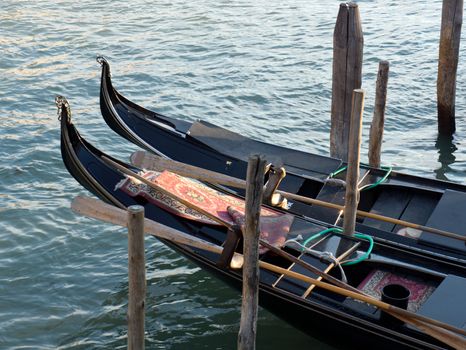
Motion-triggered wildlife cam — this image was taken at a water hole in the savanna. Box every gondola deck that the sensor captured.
[59,96,466,350]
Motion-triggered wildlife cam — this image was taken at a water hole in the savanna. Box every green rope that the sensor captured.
[341,233,374,266]
[329,165,347,178]
[329,163,392,191]
[301,227,374,266]
[302,228,337,247]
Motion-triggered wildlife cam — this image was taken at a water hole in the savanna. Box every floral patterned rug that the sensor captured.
[116,170,294,251]
[358,269,436,312]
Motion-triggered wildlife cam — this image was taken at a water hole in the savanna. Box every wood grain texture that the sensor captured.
[128,151,466,242]
[130,150,245,189]
[368,61,389,168]
[437,0,463,135]
[338,89,364,255]
[72,196,222,254]
[127,205,146,350]
[238,155,266,350]
[331,2,363,161]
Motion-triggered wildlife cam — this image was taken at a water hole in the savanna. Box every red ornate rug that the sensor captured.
[116,170,294,251]
[116,170,217,225]
[357,269,436,312]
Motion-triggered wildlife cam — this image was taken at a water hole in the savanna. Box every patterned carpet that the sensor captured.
[116,170,294,252]
[358,269,436,312]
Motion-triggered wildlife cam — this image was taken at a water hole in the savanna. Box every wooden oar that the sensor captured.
[130,150,245,189]
[106,155,361,290]
[103,155,466,345]
[279,192,466,243]
[72,195,224,255]
[107,155,361,288]
[99,157,466,341]
[124,153,466,346]
[130,151,466,243]
[71,195,466,348]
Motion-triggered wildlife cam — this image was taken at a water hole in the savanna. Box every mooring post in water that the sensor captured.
[337,89,365,256]
[368,60,389,168]
[330,2,363,161]
[437,0,463,135]
[127,205,146,350]
[238,155,266,350]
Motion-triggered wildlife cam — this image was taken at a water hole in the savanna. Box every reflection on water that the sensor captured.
[434,134,457,181]
[1,0,465,349]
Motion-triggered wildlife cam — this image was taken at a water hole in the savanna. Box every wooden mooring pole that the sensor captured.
[368,60,389,168]
[330,2,363,161]
[437,0,463,135]
[127,205,146,350]
[337,89,365,256]
[237,155,266,350]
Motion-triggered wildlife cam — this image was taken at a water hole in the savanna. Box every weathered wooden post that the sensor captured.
[368,61,389,168]
[337,89,365,256]
[437,0,463,135]
[127,205,146,350]
[238,155,266,350]
[330,2,364,161]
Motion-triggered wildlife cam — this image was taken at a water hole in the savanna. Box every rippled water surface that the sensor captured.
[1,1,465,349]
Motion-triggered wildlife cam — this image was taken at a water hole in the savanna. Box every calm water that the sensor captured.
[1,1,465,349]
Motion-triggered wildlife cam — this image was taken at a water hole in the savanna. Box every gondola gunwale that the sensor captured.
[60,97,465,350]
[96,58,466,264]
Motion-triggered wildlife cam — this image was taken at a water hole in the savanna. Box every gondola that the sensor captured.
[59,96,466,350]
[97,57,466,264]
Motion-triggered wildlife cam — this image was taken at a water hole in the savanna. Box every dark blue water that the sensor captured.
[1,1,465,349]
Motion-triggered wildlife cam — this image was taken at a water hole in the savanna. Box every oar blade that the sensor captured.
[71,195,222,254]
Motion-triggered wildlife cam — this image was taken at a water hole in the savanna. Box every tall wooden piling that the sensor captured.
[437,0,463,135]
[337,89,365,256]
[368,61,389,168]
[331,2,364,161]
[238,155,266,350]
[127,205,146,350]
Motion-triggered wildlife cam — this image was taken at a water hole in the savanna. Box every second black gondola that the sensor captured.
[96,57,466,264]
